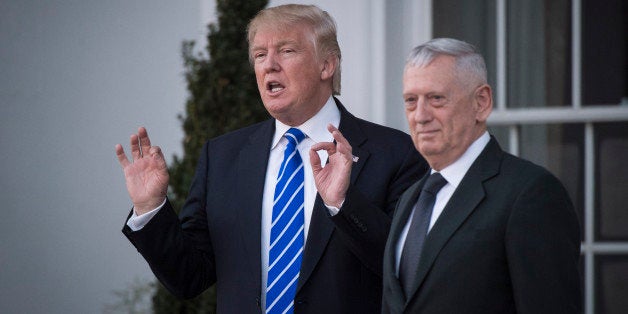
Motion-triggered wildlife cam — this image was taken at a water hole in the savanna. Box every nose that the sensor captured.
[412,98,432,124]
[261,51,280,73]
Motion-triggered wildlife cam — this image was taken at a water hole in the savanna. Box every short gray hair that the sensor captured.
[406,38,487,86]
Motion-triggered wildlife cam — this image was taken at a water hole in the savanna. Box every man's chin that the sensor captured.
[265,105,298,124]
[263,100,290,114]
[417,144,442,159]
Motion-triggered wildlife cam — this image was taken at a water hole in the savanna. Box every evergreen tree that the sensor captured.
[152,0,269,312]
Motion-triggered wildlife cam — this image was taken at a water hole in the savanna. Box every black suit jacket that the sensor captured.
[123,99,427,313]
[382,137,581,314]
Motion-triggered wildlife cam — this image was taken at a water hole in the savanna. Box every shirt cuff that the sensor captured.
[325,199,345,216]
[126,198,167,231]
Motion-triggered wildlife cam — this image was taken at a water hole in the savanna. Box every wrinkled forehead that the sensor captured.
[248,23,317,61]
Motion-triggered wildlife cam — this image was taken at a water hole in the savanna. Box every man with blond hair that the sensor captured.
[116,4,426,314]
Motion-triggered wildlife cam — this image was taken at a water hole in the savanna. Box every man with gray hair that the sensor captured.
[116,4,426,314]
[381,38,581,313]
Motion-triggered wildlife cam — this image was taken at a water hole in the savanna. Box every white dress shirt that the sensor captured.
[394,131,490,274]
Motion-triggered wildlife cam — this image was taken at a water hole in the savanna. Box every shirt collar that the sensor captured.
[435,131,490,188]
[271,97,340,149]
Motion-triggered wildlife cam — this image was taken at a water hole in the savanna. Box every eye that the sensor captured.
[253,51,266,61]
[429,94,446,106]
[404,96,417,108]
[281,48,295,54]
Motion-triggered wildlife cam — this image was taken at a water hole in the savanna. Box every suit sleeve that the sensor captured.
[505,172,582,313]
[330,140,427,276]
[122,142,216,299]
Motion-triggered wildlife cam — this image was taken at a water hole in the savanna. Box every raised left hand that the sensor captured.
[309,124,353,208]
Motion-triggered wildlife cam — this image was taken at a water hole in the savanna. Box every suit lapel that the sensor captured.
[335,99,369,186]
[298,195,334,291]
[404,138,503,305]
[297,98,370,291]
[234,120,275,292]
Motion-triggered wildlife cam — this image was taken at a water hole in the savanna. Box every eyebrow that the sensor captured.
[252,39,300,52]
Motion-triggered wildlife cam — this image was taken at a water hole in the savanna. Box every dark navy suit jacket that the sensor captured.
[123,99,427,314]
[382,138,581,314]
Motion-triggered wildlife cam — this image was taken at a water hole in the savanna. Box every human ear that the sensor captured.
[474,84,493,122]
[320,54,338,80]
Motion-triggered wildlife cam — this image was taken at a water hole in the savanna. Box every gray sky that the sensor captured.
[0,1,202,312]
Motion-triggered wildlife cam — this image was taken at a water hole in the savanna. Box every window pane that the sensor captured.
[579,256,585,311]
[507,0,572,108]
[582,0,628,106]
[595,122,628,240]
[519,124,584,239]
[487,125,511,154]
[595,255,628,314]
[432,0,497,90]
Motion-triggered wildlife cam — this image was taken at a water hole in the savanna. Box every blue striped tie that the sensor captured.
[266,128,306,314]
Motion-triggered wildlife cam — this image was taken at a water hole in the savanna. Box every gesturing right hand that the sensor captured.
[116,127,169,215]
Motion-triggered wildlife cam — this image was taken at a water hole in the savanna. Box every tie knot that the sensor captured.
[422,172,447,194]
[285,128,306,146]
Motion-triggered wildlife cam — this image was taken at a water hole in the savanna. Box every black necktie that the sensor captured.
[398,172,448,297]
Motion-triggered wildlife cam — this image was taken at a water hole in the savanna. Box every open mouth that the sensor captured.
[267,81,285,94]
